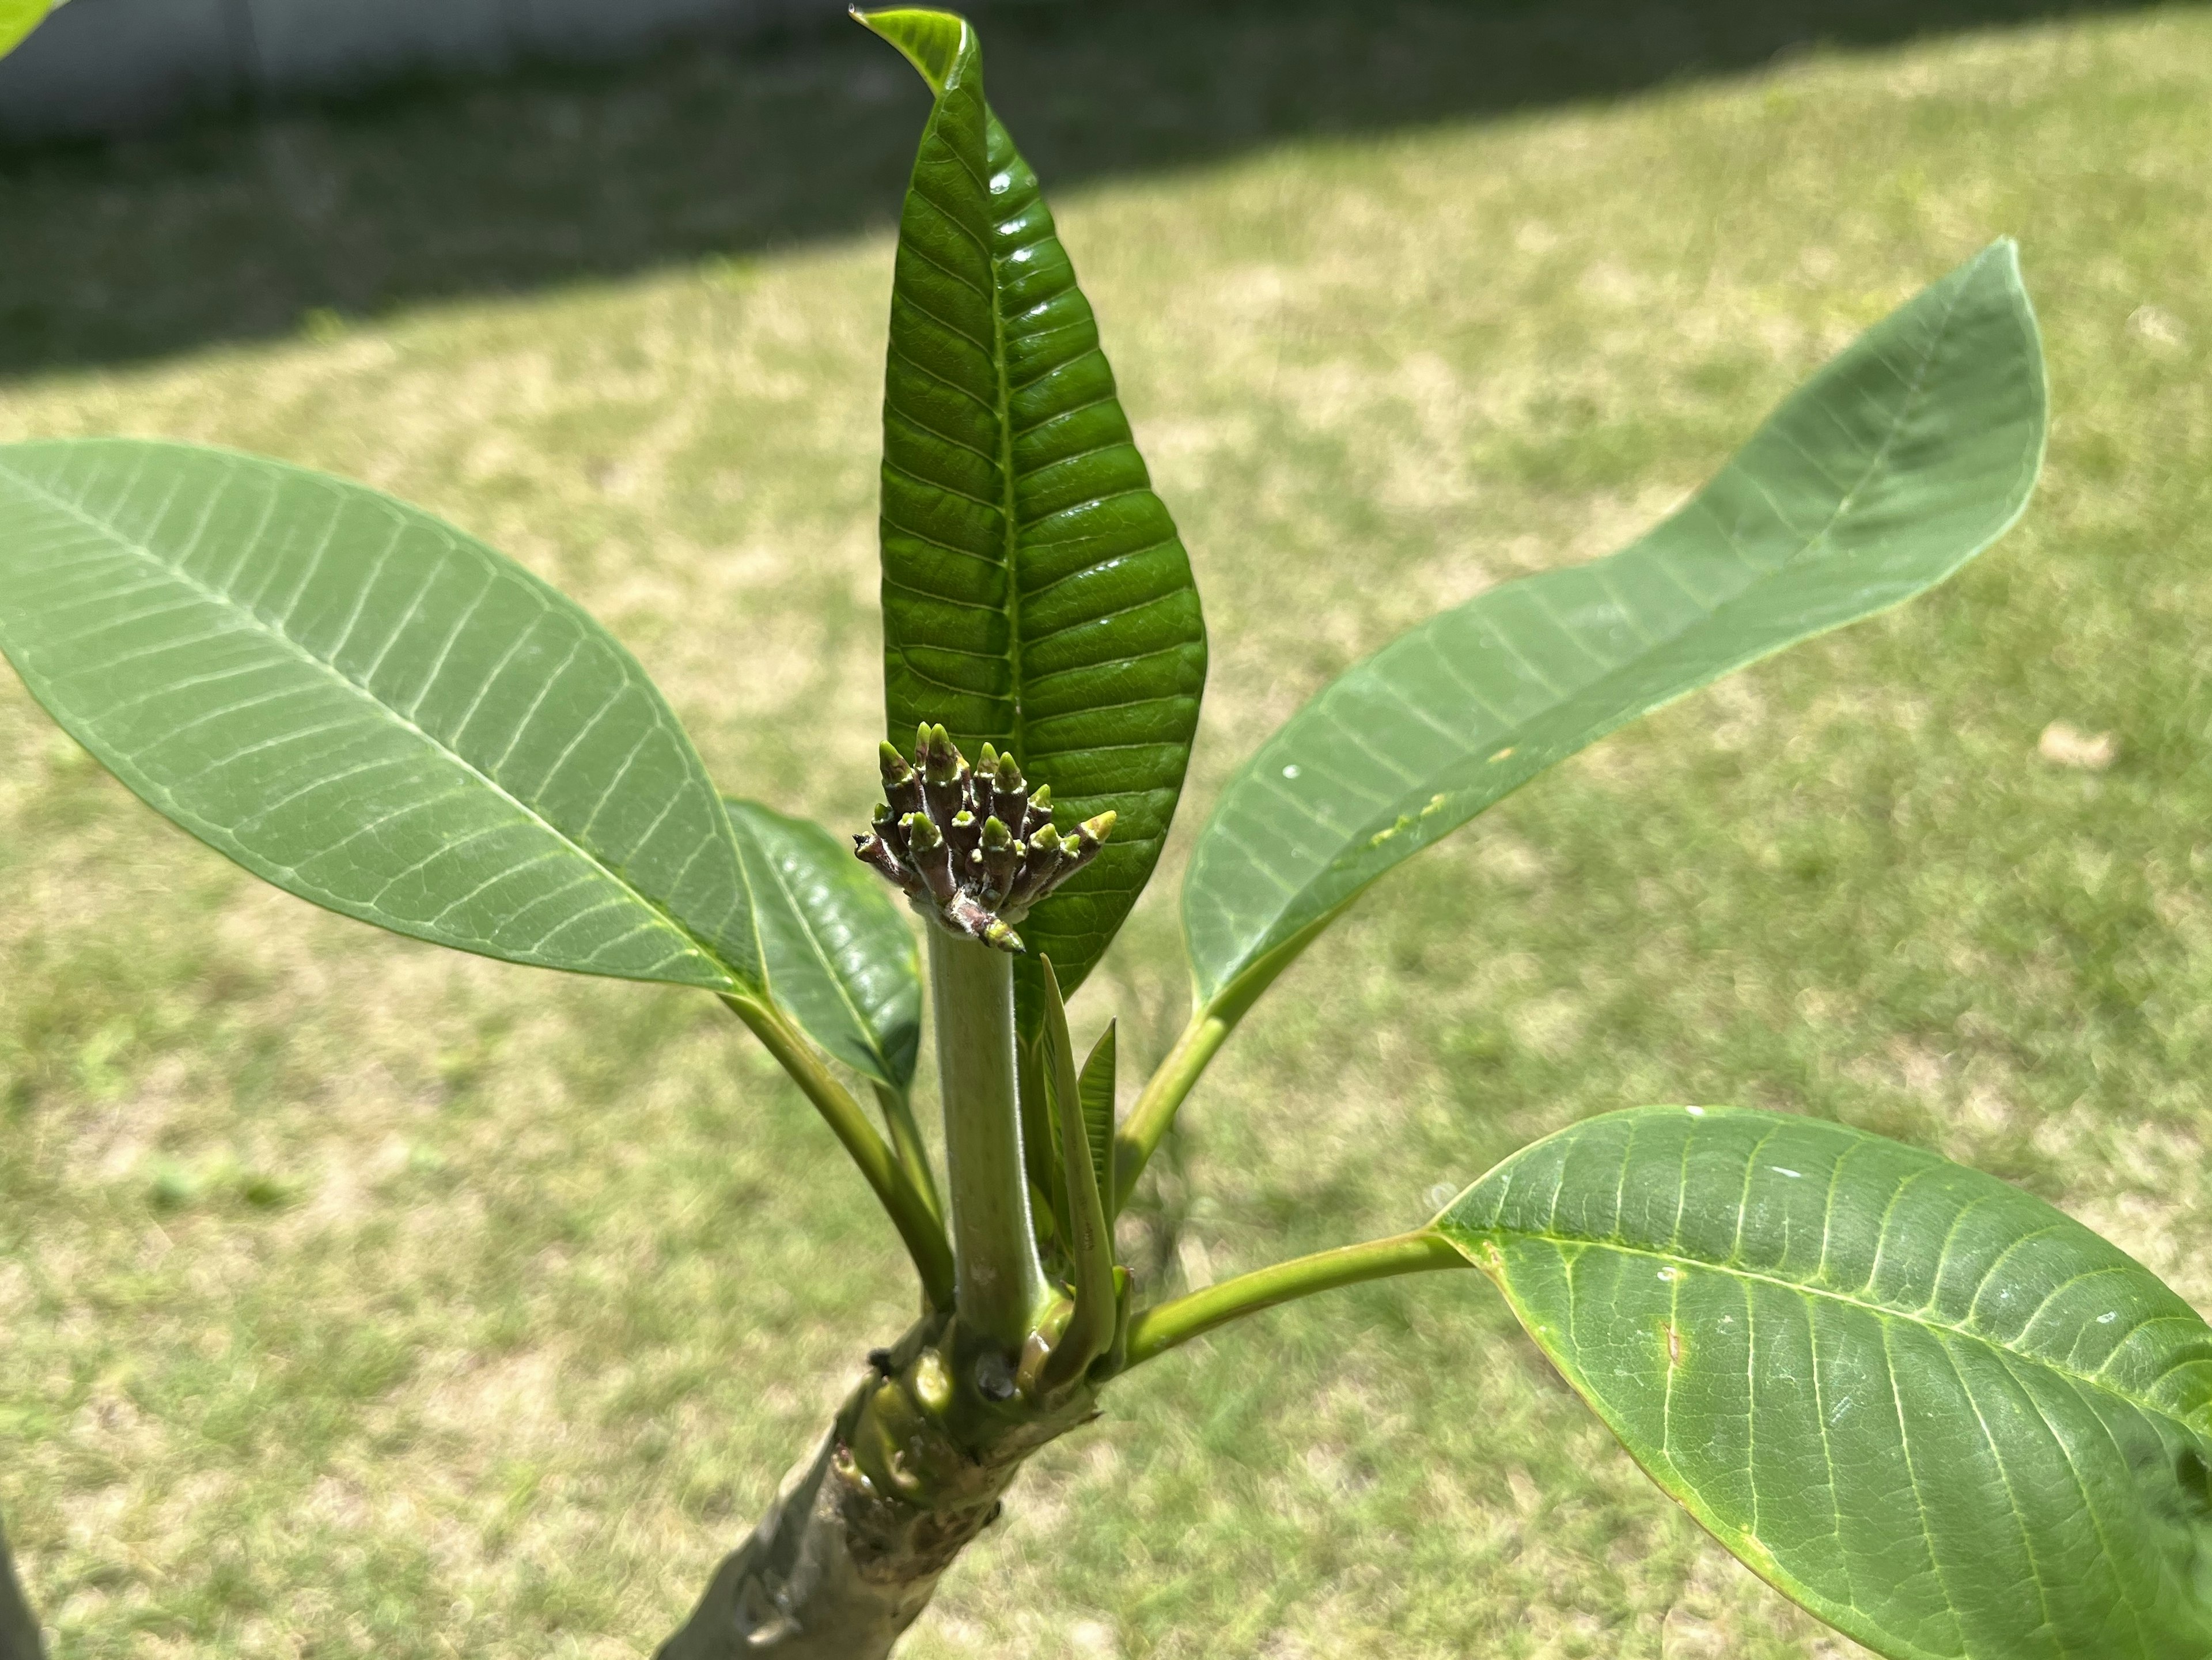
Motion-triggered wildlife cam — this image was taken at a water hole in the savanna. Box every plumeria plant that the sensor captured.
[3,8,2208,1659]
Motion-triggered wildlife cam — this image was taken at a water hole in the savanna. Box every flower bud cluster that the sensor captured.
[854,724,1115,953]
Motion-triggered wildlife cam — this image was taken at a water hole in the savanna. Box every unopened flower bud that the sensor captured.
[855,729,1118,944]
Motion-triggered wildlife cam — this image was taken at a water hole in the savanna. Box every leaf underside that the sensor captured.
[865,9,1208,1001]
[726,797,922,1094]
[1440,1106,2212,1660]
[0,440,762,990]
[1181,241,2046,1013]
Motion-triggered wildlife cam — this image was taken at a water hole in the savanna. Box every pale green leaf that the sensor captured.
[0,439,762,990]
[726,797,921,1093]
[1078,1020,1116,1216]
[1439,1106,2212,1660]
[1183,243,2046,1014]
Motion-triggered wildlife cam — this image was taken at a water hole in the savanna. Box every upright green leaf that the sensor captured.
[0,440,761,990]
[0,0,54,60]
[725,797,922,1094]
[1438,1106,2212,1660]
[859,7,1209,999]
[1077,1020,1116,1216]
[1183,243,2045,1015]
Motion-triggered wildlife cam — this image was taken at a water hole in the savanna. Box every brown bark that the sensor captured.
[656,1311,1096,1660]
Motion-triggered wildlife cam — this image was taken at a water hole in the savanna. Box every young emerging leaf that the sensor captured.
[1438,1105,2212,1660]
[859,7,1208,1001]
[1077,1020,1116,1218]
[1182,243,2046,1019]
[728,797,922,1094]
[1036,957,1114,1386]
[0,440,763,991]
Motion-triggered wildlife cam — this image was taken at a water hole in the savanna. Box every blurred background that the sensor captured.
[1,1,2207,1655]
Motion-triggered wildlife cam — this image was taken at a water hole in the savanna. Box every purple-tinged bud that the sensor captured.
[878,740,923,818]
[855,729,1104,946]
[1005,825,1066,910]
[1021,784,1053,840]
[945,892,1024,954]
[1065,810,1116,869]
[903,811,957,905]
[978,814,1020,902]
[872,801,910,859]
[923,723,960,781]
[922,724,969,823]
[854,831,921,894]
[988,751,1027,826]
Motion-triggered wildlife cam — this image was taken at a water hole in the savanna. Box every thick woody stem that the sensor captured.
[656,1316,1097,1660]
[0,1519,40,1660]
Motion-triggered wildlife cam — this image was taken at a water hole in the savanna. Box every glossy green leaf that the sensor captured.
[1078,1020,1116,1216]
[0,439,762,990]
[1183,243,2045,1014]
[0,0,54,60]
[1438,1105,2212,1660]
[725,797,922,1094]
[860,7,1209,999]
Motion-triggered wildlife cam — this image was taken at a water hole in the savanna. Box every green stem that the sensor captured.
[872,1081,943,1226]
[928,932,1049,1352]
[725,995,955,1311]
[1115,914,1347,1214]
[1122,1228,1467,1368]
[1111,1005,1232,1214]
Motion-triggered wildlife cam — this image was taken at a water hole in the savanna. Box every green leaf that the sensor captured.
[1078,1020,1116,1216]
[725,797,922,1093]
[1438,1106,2212,1660]
[0,439,762,990]
[1182,243,2046,1015]
[0,0,54,60]
[859,7,1209,999]
[1037,956,1115,1385]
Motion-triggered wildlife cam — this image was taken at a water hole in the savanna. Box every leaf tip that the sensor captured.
[851,6,972,97]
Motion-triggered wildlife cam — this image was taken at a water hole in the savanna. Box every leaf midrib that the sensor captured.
[984,122,1027,767]
[0,449,748,989]
[1453,1222,2209,1439]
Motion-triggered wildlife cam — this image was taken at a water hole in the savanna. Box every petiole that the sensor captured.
[1121,1228,1467,1368]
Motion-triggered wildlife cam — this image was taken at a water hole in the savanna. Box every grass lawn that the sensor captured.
[3,2,2210,1654]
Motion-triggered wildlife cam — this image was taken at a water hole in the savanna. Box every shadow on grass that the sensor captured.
[0,0,2160,378]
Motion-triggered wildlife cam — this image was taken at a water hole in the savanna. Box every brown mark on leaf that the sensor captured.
[1664,1322,1684,1369]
